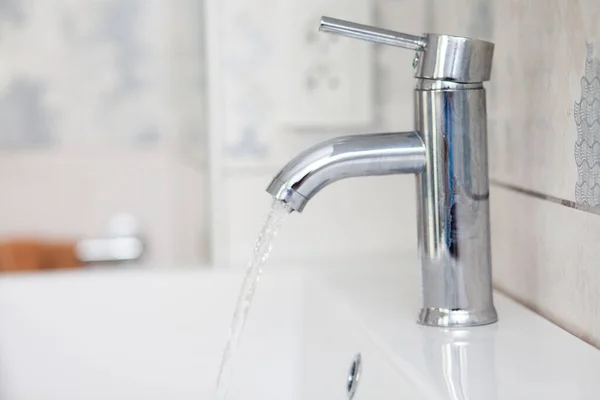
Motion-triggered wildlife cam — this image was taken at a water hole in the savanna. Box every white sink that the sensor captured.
[0,256,599,399]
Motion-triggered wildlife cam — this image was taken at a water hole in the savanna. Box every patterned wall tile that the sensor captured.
[0,79,54,147]
[488,0,599,201]
[0,0,173,148]
[219,0,279,164]
[574,44,600,207]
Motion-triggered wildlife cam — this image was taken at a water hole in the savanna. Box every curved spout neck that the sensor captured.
[266,131,425,212]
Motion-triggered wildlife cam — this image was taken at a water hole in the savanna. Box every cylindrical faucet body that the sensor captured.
[415,80,496,327]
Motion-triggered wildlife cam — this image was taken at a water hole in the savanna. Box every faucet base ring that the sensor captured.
[418,307,498,328]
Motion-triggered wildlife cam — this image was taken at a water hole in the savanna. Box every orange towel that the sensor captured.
[0,240,82,273]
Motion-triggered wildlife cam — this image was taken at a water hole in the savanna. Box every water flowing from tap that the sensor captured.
[214,199,292,400]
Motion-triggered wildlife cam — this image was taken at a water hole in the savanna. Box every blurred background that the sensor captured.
[2,0,600,348]
[0,0,456,270]
[0,0,207,268]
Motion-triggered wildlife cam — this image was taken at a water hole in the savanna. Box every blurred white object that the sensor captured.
[75,237,144,264]
[76,213,144,264]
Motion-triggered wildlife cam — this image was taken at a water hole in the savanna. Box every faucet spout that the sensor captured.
[266,132,426,212]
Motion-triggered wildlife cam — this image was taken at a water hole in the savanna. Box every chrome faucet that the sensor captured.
[267,17,497,327]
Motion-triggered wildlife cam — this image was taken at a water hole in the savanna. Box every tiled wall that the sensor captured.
[487,0,600,348]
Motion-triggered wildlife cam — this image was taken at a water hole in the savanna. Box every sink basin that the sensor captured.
[0,255,599,399]
[0,266,419,399]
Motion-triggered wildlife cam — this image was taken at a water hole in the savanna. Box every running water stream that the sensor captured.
[214,199,292,400]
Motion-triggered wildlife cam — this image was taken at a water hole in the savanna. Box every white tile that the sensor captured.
[491,185,600,346]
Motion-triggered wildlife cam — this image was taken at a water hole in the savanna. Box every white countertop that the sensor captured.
[314,258,600,399]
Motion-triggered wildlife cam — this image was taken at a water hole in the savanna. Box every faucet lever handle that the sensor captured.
[319,16,426,51]
[319,16,494,83]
